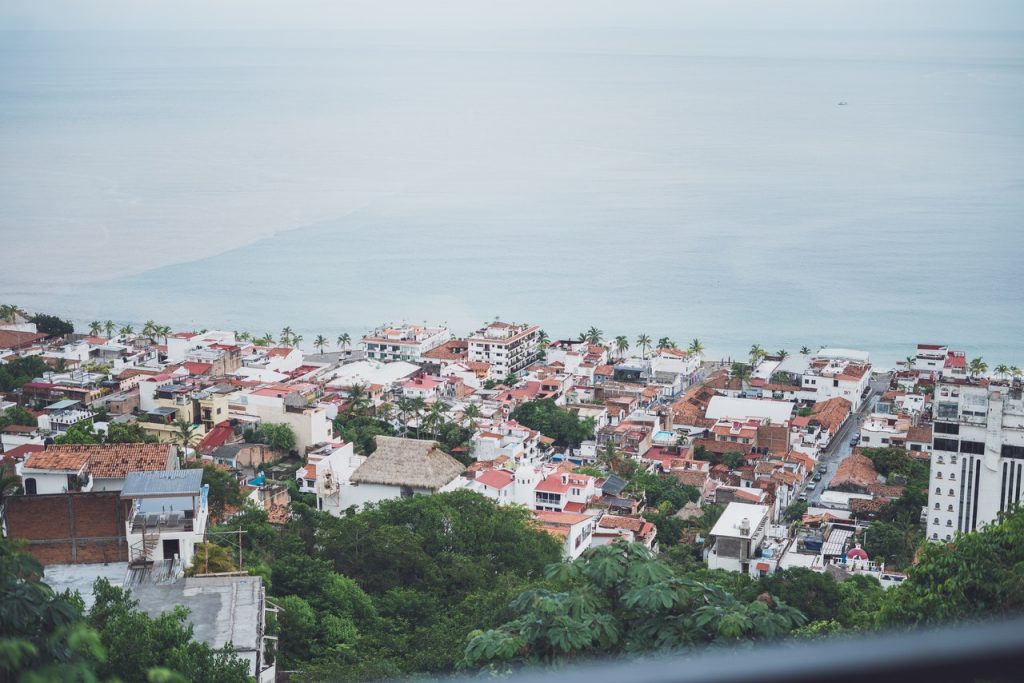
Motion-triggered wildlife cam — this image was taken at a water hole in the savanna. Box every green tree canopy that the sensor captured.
[509,399,595,448]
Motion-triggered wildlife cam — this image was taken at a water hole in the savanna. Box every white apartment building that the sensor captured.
[705,502,771,577]
[801,348,872,411]
[466,321,541,378]
[361,324,452,363]
[927,379,1024,542]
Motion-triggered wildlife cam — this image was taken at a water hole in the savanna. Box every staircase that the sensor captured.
[129,527,160,567]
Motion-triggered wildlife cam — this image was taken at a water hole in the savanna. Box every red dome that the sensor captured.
[847,547,869,560]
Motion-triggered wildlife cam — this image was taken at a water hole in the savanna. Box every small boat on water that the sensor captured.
[838,101,848,106]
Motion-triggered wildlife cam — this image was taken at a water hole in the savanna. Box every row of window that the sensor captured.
[935,487,957,496]
[934,503,955,511]
[933,518,954,526]
[935,471,956,480]
[933,438,985,455]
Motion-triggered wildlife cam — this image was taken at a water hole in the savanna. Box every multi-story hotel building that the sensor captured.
[927,378,1024,542]
[360,324,452,363]
[466,321,540,378]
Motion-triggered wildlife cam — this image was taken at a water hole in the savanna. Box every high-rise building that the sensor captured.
[466,320,540,378]
[927,378,1024,542]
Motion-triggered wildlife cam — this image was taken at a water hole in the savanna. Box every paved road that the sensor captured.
[807,374,891,505]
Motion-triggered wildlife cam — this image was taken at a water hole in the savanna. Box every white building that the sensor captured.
[531,510,596,560]
[705,502,770,577]
[361,324,453,363]
[927,379,1024,542]
[467,321,541,378]
[801,348,873,411]
[121,469,209,567]
[705,396,795,426]
[17,444,177,496]
[166,330,236,364]
[859,415,909,449]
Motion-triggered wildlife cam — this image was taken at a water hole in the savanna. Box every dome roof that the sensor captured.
[847,547,869,560]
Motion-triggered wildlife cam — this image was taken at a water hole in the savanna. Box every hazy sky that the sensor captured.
[2,0,1023,32]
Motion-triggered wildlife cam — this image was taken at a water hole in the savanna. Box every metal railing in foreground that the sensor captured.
[446,617,1024,683]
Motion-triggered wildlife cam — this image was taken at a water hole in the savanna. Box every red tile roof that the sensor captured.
[23,444,174,478]
[476,469,514,490]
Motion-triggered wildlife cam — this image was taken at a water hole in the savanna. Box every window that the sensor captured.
[933,517,940,525]
[949,473,955,481]
[960,440,985,455]
[932,533,939,540]
[935,487,942,495]
[947,520,953,526]
[934,437,959,452]
[936,472,943,479]
[948,505,954,512]
[934,503,940,510]
[934,421,960,435]
[949,489,955,496]
[951,455,958,464]
[24,478,36,495]
[1002,444,1024,460]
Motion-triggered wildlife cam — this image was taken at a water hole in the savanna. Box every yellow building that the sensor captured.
[141,384,230,443]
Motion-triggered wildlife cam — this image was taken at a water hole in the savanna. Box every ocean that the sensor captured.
[1,30,1022,368]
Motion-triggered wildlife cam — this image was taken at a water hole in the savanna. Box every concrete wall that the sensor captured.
[6,492,128,565]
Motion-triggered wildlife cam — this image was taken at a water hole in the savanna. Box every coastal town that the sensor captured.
[2,306,1023,680]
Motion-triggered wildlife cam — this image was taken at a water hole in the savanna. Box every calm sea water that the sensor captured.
[1,30,1022,367]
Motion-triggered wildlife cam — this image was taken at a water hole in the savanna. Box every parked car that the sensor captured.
[850,436,860,446]
[798,494,808,503]
[813,472,822,482]
[817,464,827,473]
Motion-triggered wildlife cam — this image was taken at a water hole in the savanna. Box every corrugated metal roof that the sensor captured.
[120,469,203,498]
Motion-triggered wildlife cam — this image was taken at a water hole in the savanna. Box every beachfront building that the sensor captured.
[926,378,1024,542]
[466,320,541,378]
[361,324,452,363]
[801,348,873,411]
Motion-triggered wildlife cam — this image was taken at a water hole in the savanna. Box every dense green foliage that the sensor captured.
[54,421,159,444]
[510,399,595,448]
[330,412,396,455]
[244,422,297,452]
[877,505,1024,626]
[463,542,806,668]
[858,447,928,569]
[212,491,562,681]
[28,313,74,337]
[0,356,48,392]
[0,406,35,432]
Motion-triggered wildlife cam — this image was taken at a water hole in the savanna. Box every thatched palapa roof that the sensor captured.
[350,436,464,490]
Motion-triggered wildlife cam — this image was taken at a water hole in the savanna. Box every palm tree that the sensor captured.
[776,349,789,360]
[410,397,427,438]
[423,401,449,437]
[1012,366,1022,380]
[142,320,158,342]
[688,338,705,356]
[461,403,481,430]
[172,419,200,464]
[376,402,395,422]
[158,325,172,344]
[538,329,550,346]
[597,441,626,474]
[314,335,328,354]
[585,326,603,345]
[396,396,417,436]
[905,355,916,369]
[636,334,651,359]
[292,334,303,349]
[336,333,351,351]
[968,357,988,379]
[994,364,1010,381]
[118,324,134,337]
[237,331,252,342]
[614,335,629,359]
[280,326,294,347]
[88,321,102,336]
[0,304,20,323]
[748,344,766,367]
[346,383,371,416]
[657,337,676,350]
[102,320,115,338]
[732,363,752,388]
[800,346,811,356]
[0,473,22,522]
[257,333,274,346]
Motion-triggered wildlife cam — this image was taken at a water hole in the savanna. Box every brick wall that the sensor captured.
[5,492,129,565]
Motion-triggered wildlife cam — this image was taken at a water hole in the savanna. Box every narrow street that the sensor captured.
[807,373,891,505]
